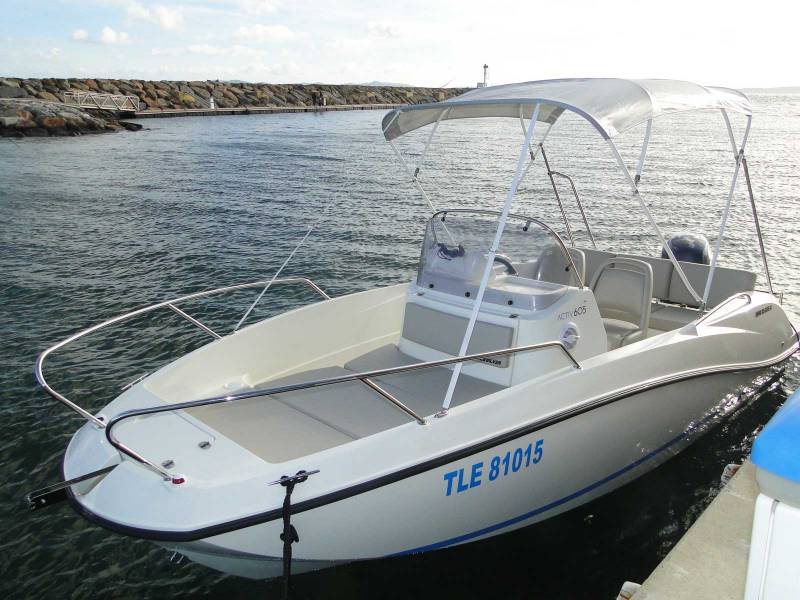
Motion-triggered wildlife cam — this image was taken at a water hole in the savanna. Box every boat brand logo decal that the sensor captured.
[443,439,544,496]
[478,357,502,366]
[755,305,772,318]
[558,301,588,321]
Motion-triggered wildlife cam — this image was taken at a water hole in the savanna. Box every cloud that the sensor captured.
[40,47,62,59]
[71,28,89,41]
[236,24,297,43]
[126,2,183,30]
[100,26,130,44]
[234,0,281,15]
[186,44,261,58]
[367,21,400,39]
[187,43,225,56]
[326,37,372,53]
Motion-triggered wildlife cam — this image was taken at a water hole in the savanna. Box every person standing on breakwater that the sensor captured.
[310,90,327,106]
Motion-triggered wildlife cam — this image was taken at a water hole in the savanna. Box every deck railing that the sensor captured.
[34,277,330,478]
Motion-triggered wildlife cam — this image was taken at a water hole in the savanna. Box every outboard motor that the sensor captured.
[662,233,711,264]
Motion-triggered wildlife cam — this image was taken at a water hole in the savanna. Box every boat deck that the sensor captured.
[187,344,504,463]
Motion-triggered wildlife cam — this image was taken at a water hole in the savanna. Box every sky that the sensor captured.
[1,0,797,88]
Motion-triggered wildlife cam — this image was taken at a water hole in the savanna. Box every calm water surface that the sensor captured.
[2,96,800,599]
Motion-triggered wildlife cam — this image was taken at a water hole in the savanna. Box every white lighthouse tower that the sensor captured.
[477,64,489,88]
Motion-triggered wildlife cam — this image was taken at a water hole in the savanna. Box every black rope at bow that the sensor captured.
[273,470,318,600]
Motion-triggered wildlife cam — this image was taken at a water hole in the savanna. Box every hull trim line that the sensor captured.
[66,352,794,543]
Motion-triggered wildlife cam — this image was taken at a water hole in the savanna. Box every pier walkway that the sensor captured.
[64,91,140,112]
[134,103,400,119]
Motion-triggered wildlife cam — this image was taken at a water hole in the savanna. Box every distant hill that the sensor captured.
[356,81,413,87]
[742,86,800,94]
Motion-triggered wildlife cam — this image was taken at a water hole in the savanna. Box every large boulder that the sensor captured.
[220,88,240,106]
[68,80,91,92]
[177,92,198,107]
[37,115,66,128]
[0,85,27,98]
[190,85,210,100]
[36,91,61,102]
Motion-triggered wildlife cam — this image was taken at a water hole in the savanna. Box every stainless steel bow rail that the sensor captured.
[103,340,582,481]
[30,270,582,493]
[30,276,330,496]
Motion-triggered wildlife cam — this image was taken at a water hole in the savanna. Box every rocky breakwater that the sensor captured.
[0,76,466,111]
[0,97,140,137]
[0,78,143,137]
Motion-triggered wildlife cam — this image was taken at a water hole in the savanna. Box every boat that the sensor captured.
[29,78,798,580]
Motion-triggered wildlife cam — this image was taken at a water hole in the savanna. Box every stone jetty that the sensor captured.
[0,98,141,137]
[0,77,465,137]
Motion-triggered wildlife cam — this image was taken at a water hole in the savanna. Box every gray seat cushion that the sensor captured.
[186,379,359,463]
[649,304,701,331]
[603,318,643,350]
[345,344,506,415]
[189,346,507,463]
[264,367,413,439]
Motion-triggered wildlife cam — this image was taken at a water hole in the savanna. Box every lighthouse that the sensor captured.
[477,64,489,88]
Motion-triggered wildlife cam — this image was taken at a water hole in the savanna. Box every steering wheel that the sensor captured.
[493,254,518,275]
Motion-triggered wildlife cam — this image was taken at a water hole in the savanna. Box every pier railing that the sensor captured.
[64,91,140,112]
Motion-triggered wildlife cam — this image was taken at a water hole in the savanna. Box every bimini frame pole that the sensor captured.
[386,108,448,216]
[721,110,774,296]
[702,113,752,305]
[415,107,450,180]
[606,139,704,305]
[635,119,653,185]
[518,108,552,168]
[439,103,541,414]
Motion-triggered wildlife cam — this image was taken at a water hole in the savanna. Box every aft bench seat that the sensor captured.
[649,304,701,331]
[580,247,757,315]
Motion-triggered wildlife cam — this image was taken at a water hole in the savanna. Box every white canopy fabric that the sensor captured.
[382,78,752,141]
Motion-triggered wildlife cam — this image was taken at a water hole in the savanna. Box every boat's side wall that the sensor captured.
[178,367,776,577]
[144,283,409,402]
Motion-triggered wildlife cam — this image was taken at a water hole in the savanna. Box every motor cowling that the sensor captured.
[662,233,711,265]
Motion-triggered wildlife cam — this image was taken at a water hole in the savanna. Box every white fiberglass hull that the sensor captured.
[162,368,778,579]
[61,285,798,580]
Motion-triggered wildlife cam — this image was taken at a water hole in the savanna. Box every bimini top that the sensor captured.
[382,78,752,141]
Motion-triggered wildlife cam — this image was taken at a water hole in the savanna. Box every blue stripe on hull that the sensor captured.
[392,427,690,556]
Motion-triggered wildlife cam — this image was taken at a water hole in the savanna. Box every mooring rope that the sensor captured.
[272,469,317,600]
